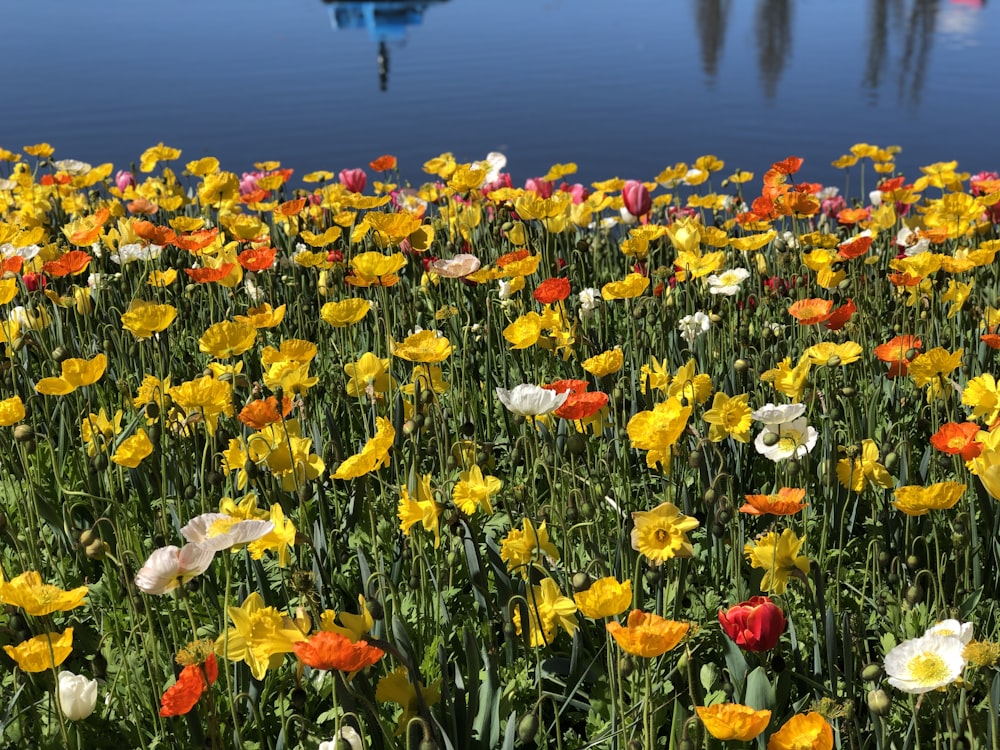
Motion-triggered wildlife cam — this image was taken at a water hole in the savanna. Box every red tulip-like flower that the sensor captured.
[622,180,652,218]
[719,596,786,652]
[339,168,367,194]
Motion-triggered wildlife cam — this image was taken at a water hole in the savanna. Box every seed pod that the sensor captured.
[860,663,884,682]
[572,572,591,592]
[13,425,34,443]
[905,584,924,605]
[517,714,539,744]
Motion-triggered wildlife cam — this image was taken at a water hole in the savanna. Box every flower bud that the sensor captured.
[867,688,891,716]
[58,671,98,721]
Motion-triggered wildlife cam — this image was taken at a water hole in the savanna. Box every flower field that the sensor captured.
[1,142,1000,749]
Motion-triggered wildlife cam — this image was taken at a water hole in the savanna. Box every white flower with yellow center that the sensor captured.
[754,416,817,462]
[884,633,967,694]
[706,267,750,296]
[181,513,274,553]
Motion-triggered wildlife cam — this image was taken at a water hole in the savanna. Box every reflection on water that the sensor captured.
[324,1,450,90]
[691,0,985,104]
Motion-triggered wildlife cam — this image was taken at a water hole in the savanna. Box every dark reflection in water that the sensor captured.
[755,0,793,99]
[695,0,732,79]
[323,1,450,91]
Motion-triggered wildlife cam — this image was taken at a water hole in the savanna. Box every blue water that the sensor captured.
[1,0,998,190]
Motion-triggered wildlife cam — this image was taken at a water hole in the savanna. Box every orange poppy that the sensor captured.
[369,154,397,171]
[40,173,72,186]
[982,330,1000,350]
[237,247,277,272]
[823,299,856,331]
[874,334,922,378]
[921,227,949,245]
[132,220,176,246]
[159,654,218,717]
[771,156,804,175]
[794,182,823,195]
[545,379,589,396]
[497,249,531,268]
[878,176,906,192]
[126,198,159,215]
[778,191,820,217]
[241,189,270,204]
[930,422,983,461]
[185,264,235,283]
[174,228,220,253]
[788,298,833,325]
[740,488,808,516]
[606,610,690,658]
[533,277,571,304]
[293,631,384,672]
[2,257,23,274]
[276,198,307,217]
[748,195,779,221]
[887,271,921,288]
[42,250,91,277]
[837,234,873,260]
[238,396,293,430]
[554,391,608,420]
[68,207,110,246]
[836,207,871,225]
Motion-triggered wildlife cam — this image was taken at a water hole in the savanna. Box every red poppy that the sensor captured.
[533,277,571,304]
[545,379,589,396]
[237,247,277,272]
[22,271,46,291]
[823,299,857,331]
[837,234,873,260]
[771,156,803,175]
[293,631,384,672]
[159,654,218,717]
[174,228,220,253]
[554,391,609,420]
[369,154,397,172]
[132,220,177,246]
[42,250,91,277]
[238,396,293,429]
[185,264,235,283]
[930,422,983,461]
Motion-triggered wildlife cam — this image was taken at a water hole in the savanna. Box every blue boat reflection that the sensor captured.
[323,1,451,91]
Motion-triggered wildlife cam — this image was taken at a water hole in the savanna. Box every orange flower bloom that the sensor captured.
[697,703,771,742]
[241,188,271,204]
[837,234,873,260]
[238,396,293,430]
[2,257,24,274]
[497,249,531,268]
[930,422,983,461]
[160,654,218,717]
[42,250,91,277]
[768,712,834,750]
[533,277,571,304]
[132,220,177,246]
[771,156,803,175]
[788,298,833,325]
[369,154,397,171]
[174,228,220,253]
[874,335,922,378]
[237,247,277,272]
[983,332,1000,350]
[605,609,690,658]
[545,379,588,396]
[837,206,871,225]
[185,264,235,283]
[554,391,609,421]
[276,198,307,217]
[293,631,384,672]
[740,487,808,516]
[67,207,110,246]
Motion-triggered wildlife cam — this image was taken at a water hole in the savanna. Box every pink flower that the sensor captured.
[339,168,367,194]
[560,182,590,204]
[240,171,263,196]
[622,180,651,218]
[115,170,136,192]
[525,178,554,198]
[820,194,846,218]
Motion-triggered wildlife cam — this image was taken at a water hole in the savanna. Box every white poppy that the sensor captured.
[495,384,569,417]
[706,268,750,296]
[751,402,806,424]
[54,159,92,175]
[181,513,274,552]
[884,633,967,694]
[678,312,711,345]
[754,417,818,462]
[924,619,974,645]
[319,726,364,750]
[429,254,481,278]
[134,543,214,595]
[58,671,99,720]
